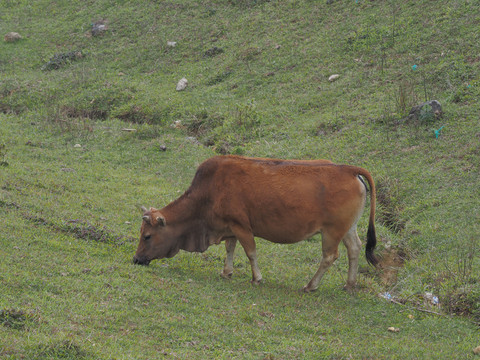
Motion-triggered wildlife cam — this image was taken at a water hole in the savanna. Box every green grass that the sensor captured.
[1,0,480,358]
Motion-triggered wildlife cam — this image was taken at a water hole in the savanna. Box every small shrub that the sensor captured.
[440,281,480,320]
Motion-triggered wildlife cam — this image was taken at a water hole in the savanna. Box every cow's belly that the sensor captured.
[251,217,323,244]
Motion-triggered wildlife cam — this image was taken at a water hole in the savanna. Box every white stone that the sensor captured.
[328,74,340,82]
[4,32,22,42]
[176,78,188,91]
[167,41,177,47]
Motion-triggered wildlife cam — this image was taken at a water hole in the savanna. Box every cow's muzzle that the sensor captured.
[133,255,150,266]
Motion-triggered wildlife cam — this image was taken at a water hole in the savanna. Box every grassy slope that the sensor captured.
[1,0,479,358]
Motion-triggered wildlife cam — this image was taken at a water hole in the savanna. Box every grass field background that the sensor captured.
[1,0,479,358]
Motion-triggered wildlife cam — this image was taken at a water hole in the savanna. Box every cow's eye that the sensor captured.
[144,235,151,241]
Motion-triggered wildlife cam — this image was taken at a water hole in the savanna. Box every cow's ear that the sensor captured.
[156,214,166,227]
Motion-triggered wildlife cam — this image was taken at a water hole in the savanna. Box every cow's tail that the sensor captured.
[352,166,378,267]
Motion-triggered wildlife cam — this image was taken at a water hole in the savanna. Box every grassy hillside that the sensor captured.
[1,0,479,358]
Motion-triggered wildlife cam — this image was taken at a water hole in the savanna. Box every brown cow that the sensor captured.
[133,155,378,292]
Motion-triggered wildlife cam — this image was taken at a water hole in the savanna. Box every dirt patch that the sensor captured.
[377,248,407,286]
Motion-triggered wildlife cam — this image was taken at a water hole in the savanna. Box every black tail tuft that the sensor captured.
[365,222,378,266]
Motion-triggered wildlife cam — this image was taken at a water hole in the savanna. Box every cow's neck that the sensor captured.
[163,192,211,253]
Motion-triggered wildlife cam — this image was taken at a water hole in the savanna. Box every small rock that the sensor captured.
[408,314,414,319]
[408,100,443,122]
[74,144,82,148]
[92,21,107,36]
[176,78,188,91]
[474,346,480,355]
[125,221,131,225]
[167,41,177,47]
[159,145,167,151]
[328,74,340,82]
[275,44,281,50]
[387,327,400,333]
[4,32,22,42]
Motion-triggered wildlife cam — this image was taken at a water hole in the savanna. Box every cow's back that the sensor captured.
[197,156,366,244]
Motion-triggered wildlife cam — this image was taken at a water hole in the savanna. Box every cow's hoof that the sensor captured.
[343,284,357,294]
[251,279,262,286]
[220,271,233,279]
[302,285,317,293]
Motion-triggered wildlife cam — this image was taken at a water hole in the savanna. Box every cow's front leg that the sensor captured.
[221,238,237,279]
[230,225,262,284]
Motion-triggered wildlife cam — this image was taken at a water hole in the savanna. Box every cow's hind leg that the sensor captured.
[342,226,362,292]
[303,232,341,293]
[230,225,262,285]
[221,238,237,279]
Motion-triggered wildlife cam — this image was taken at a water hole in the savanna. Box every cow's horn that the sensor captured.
[140,206,148,213]
[142,215,151,223]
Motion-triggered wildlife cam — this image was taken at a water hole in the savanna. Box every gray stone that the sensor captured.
[408,100,442,122]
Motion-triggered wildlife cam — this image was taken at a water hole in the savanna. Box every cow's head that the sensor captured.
[133,206,180,265]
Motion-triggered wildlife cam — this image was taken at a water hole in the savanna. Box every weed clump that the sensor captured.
[0,309,36,330]
[32,340,89,360]
[376,176,405,233]
[442,283,480,320]
[204,46,224,58]
[0,144,8,166]
[206,70,232,86]
[42,51,84,71]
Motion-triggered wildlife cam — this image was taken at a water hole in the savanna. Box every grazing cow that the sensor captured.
[133,155,378,292]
